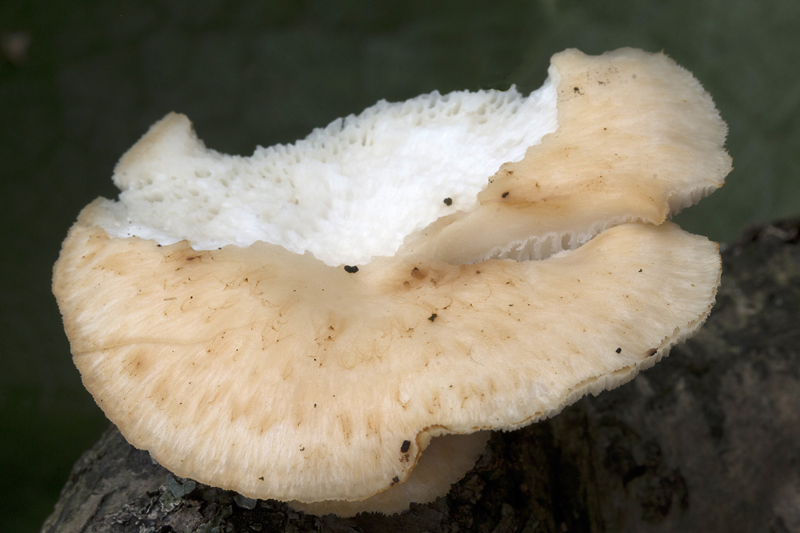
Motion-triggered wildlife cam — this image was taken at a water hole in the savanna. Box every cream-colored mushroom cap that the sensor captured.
[405,48,731,263]
[53,48,727,508]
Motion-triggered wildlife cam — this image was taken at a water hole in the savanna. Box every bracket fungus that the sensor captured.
[53,48,730,516]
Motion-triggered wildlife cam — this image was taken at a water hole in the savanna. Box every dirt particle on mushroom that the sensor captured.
[411,267,425,279]
[443,197,453,206]
[501,191,509,198]
[428,313,437,322]
[343,265,358,273]
[616,347,622,353]
[400,440,411,453]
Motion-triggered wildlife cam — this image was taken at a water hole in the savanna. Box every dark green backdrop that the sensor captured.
[1,1,799,531]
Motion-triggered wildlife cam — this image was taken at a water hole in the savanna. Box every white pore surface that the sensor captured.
[101,68,559,266]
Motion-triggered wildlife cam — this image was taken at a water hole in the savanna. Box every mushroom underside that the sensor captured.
[290,432,491,517]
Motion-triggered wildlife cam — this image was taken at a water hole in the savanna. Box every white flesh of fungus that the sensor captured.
[98,76,559,266]
[53,48,730,515]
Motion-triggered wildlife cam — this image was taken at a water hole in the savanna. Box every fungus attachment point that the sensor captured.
[54,48,728,515]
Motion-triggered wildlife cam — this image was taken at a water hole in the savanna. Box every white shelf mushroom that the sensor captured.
[53,48,730,516]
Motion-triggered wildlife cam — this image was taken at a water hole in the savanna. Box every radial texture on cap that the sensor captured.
[55,210,719,502]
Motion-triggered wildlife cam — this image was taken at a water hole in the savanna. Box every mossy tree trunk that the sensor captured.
[42,219,800,533]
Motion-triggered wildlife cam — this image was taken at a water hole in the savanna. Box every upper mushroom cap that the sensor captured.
[404,48,731,263]
[53,48,727,504]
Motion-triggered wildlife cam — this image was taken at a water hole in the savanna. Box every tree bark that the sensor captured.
[42,218,800,533]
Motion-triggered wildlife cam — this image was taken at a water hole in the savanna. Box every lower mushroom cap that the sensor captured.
[290,431,491,517]
[53,200,720,503]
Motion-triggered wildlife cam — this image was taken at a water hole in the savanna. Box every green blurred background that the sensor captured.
[1,1,798,531]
